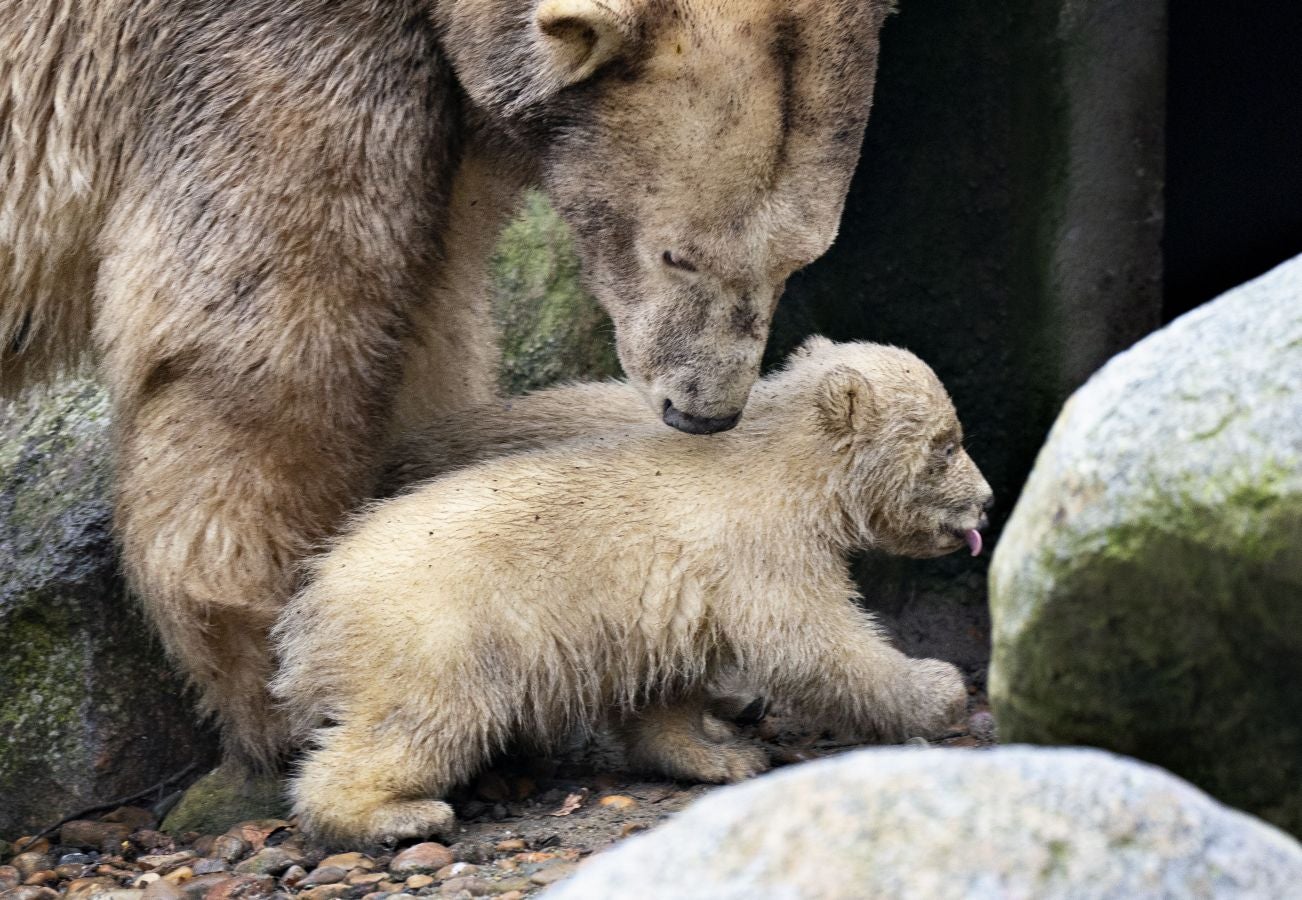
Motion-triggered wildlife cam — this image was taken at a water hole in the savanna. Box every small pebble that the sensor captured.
[136,852,197,873]
[129,831,173,853]
[206,835,250,864]
[389,843,454,877]
[404,874,435,890]
[491,878,531,894]
[188,837,216,858]
[598,795,637,811]
[493,839,525,853]
[234,847,298,876]
[132,873,162,888]
[13,838,51,855]
[619,822,647,838]
[296,866,347,888]
[497,892,525,900]
[279,865,308,889]
[346,872,387,888]
[22,870,56,887]
[63,876,116,898]
[438,875,491,896]
[56,863,90,879]
[141,878,185,900]
[175,874,230,899]
[449,843,491,865]
[2,887,58,900]
[433,862,478,880]
[58,852,97,867]
[296,885,352,900]
[61,821,132,852]
[204,874,276,900]
[968,709,997,742]
[190,858,229,876]
[11,852,54,881]
[222,821,290,852]
[0,866,21,892]
[161,866,193,885]
[904,736,930,748]
[529,862,577,886]
[317,853,374,872]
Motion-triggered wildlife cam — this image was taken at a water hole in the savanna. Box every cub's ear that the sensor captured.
[815,365,879,441]
[792,334,836,359]
[535,0,633,88]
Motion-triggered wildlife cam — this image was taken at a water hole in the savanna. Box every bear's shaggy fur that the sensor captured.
[0,0,894,765]
[272,339,993,843]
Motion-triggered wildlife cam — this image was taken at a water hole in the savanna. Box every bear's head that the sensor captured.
[783,337,993,558]
[440,0,893,434]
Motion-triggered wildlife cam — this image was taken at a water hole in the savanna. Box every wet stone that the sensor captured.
[389,844,454,877]
[140,879,185,900]
[233,848,298,877]
[438,876,491,896]
[205,874,276,900]
[1,887,59,900]
[295,866,346,888]
[10,853,53,881]
[295,886,352,900]
[433,863,478,881]
[207,836,250,864]
[316,853,374,872]
[0,867,20,891]
[136,852,197,874]
[62,822,133,852]
[191,859,229,876]
[278,866,307,889]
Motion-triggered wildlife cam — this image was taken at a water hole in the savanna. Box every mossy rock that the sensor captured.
[990,256,1302,836]
[161,765,287,836]
[0,379,215,839]
[490,191,622,395]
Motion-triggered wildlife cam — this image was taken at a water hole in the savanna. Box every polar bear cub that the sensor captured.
[272,338,993,843]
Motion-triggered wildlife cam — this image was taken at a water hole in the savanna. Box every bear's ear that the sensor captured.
[815,365,880,441]
[535,0,634,89]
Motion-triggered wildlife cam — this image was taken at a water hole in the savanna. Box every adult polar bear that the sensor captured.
[0,0,893,767]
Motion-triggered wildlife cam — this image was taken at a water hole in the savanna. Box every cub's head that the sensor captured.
[442,0,893,433]
[784,338,993,558]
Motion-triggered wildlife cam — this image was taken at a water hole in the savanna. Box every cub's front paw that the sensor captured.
[900,658,967,739]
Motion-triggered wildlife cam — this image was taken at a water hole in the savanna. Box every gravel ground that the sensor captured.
[1,694,994,899]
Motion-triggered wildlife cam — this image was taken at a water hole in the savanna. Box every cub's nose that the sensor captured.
[662,399,741,435]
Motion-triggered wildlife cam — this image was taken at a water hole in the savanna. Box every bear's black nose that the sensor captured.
[662,399,741,435]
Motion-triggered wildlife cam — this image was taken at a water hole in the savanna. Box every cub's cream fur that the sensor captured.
[273,339,992,843]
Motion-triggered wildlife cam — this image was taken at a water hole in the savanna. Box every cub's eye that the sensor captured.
[661,250,698,273]
[943,443,957,459]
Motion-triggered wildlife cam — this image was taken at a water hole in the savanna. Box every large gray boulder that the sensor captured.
[544,746,1302,899]
[990,255,1302,836]
[0,379,213,838]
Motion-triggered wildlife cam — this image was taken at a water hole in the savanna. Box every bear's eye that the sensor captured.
[662,250,698,273]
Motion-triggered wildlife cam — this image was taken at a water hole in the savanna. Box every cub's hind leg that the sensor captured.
[617,693,769,784]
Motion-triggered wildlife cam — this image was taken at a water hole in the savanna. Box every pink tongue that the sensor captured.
[965,529,983,557]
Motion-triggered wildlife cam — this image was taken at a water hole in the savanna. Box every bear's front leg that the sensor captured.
[95,125,454,767]
[616,692,769,783]
[752,593,968,744]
